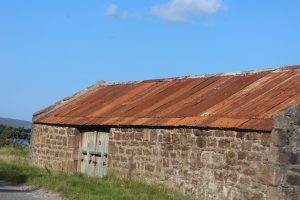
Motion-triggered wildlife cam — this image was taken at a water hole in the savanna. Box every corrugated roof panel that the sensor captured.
[88,82,157,117]
[200,71,286,117]
[116,81,182,118]
[35,66,300,131]
[171,72,269,117]
[235,72,299,118]
[68,84,137,117]
[205,70,298,119]
[155,76,231,117]
[128,79,198,118]
[96,81,174,118]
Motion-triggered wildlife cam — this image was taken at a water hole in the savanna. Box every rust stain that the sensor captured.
[36,66,300,131]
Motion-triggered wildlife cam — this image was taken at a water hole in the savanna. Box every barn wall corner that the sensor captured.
[29,124,81,173]
[266,105,300,200]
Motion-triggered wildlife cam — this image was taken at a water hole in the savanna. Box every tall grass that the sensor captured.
[0,146,192,200]
[0,145,29,157]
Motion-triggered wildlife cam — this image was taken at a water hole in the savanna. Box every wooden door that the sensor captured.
[80,131,109,177]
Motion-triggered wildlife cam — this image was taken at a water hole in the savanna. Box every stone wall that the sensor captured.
[30,124,80,173]
[266,105,300,200]
[108,127,272,200]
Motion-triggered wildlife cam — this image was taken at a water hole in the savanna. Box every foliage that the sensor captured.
[0,125,30,146]
[0,146,193,200]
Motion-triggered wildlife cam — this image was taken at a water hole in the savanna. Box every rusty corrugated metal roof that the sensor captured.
[35,66,300,131]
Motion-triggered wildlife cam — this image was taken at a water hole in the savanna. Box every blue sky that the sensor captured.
[0,0,299,121]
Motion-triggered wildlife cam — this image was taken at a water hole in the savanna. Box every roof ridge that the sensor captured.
[104,65,299,86]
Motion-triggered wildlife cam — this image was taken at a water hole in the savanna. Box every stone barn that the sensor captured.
[30,66,300,200]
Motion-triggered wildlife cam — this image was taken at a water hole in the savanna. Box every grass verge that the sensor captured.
[0,146,192,200]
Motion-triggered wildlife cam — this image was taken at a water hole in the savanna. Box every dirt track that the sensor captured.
[0,180,63,200]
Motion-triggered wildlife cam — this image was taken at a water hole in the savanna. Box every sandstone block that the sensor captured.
[241,141,252,151]
[197,137,206,148]
[271,129,289,147]
[145,164,155,172]
[68,136,76,147]
[207,138,217,147]
[282,188,300,200]
[163,132,171,143]
[60,129,66,135]
[218,138,231,148]
[43,127,49,133]
[243,190,263,200]
[225,151,237,165]
[261,133,271,146]
[286,174,300,186]
[243,167,256,176]
[63,137,67,146]
[239,176,251,184]
[134,132,143,141]
[224,131,236,138]
[163,158,169,168]
[290,134,300,150]
[259,164,283,186]
[67,161,77,172]
[214,130,225,137]
[273,115,292,129]
[149,131,157,142]
[289,152,300,164]
[269,146,291,164]
[108,141,116,154]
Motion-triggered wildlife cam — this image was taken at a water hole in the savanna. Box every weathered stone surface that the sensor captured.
[269,146,291,164]
[267,186,281,200]
[108,127,271,200]
[273,115,292,129]
[259,164,283,186]
[267,104,300,200]
[286,174,300,186]
[29,124,80,173]
[285,105,300,118]
[271,128,289,147]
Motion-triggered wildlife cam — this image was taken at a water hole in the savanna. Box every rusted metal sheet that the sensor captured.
[36,66,300,131]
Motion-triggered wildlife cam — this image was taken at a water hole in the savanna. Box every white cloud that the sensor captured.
[105,4,118,17]
[105,4,129,20]
[151,0,226,22]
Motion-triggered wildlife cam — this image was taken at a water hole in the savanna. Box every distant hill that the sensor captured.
[0,117,32,129]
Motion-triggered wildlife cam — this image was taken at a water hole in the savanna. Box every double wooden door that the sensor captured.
[80,131,108,177]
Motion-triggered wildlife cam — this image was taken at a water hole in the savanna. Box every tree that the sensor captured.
[0,126,30,146]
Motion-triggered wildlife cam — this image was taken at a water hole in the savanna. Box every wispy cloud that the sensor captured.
[151,0,226,23]
[104,4,129,20]
[105,4,118,17]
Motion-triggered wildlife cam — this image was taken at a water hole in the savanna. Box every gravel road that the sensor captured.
[0,181,63,200]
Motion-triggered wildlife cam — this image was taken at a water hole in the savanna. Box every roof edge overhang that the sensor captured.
[34,116,274,132]
[33,122,273,133]
[33,103,300,132]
